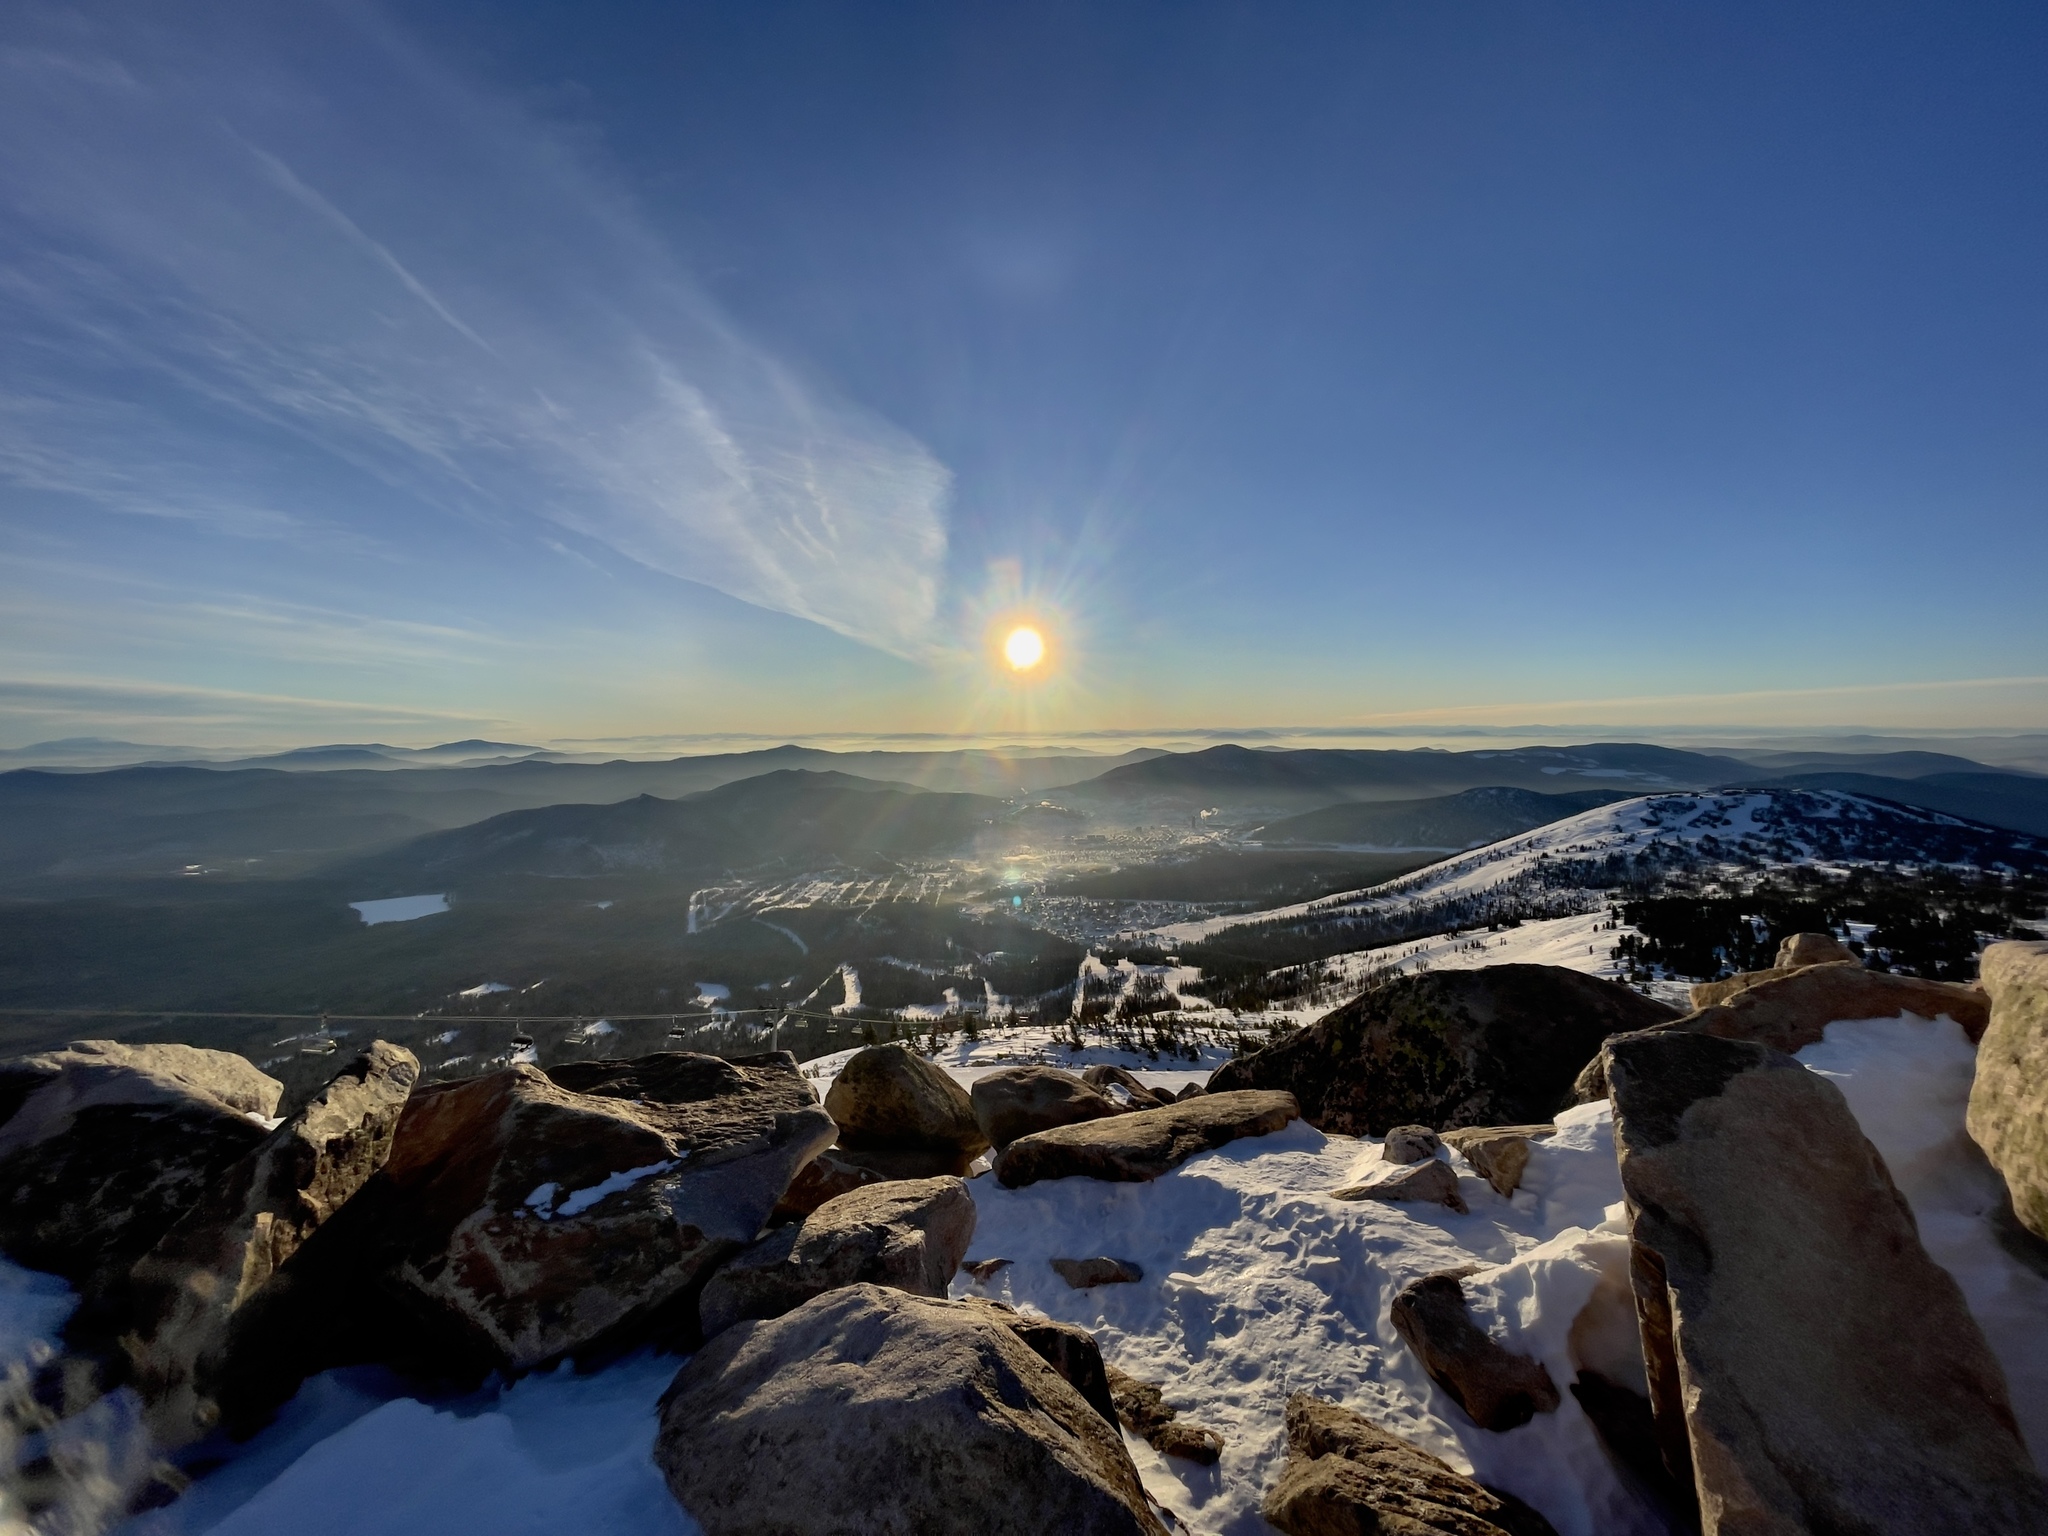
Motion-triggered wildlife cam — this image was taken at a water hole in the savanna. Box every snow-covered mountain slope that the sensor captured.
[1152,789,2048,946]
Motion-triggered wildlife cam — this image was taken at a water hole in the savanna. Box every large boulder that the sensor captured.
[995,1090,1299,1188]
[1332,1157,1467,1212]
[218,1050,835,1406]
[1605,1029,2048,1532]
[1579,962,1993,1099]
[0,1042,283,1289]
[1210,967,1677,1135]
[823,1043,988,1155]
[1390,1270,1558,1431]
[123,1042,420,1447]
[1969,940,2048,1240]
[1442,1124,1556,1198]
[954,1295,1119,1427]
[970,1066,1122,1149]
[1262,1392,1558,1536]
[697,1176,975,1337]
[655,1284,1170,1536]
[1688,934,1859,1009]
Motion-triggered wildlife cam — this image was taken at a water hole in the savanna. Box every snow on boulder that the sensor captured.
[1605,1029,2048,1533]
[0,1042,284,1292]
[1262,1393,1559,1536]
[1210,966,1677,1135]
[1970,939,2048,1241]
[994,1090,1299,1188]
[697,1175,975,1338]
[126,1041,420,1448]
[655,1283,1172,1536]
[971,1065,1123,1149]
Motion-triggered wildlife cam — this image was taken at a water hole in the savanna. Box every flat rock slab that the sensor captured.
[0,1041,285,1289]
[1970,940,2048,1240]
[1052,1257,1143,1288]
[1262,1392,1558,1536]
[1210,966,1677,1135]
[698,1176,975,1337]
[1390,1270,1558,1431]
[657,1284,1169,1536]
[1332,1157,1468,1212]
[1606,1028,2048,1533]
[995,1090,1299,1188]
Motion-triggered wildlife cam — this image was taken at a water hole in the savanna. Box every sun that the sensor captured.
[1003,625,1046,671]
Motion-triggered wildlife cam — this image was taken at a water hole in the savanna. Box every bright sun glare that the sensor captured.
[1003,625,1046,671]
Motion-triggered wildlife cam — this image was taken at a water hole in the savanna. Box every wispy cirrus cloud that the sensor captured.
[0,2,951,658]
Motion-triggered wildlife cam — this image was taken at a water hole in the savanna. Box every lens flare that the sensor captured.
[1003,626,1046,670]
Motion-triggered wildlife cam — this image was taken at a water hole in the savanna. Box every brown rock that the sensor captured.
[123,1042,419,1447]
[655,1284,1170,1536]
[963,1257,1013,1282]
[1262,1392,1559,1536]
[1442,1125,1556,1199]
[955,1295,1119,1426]
[1052,1257,1143,1288]
[771,1147,888,1220]
[697,1176,975,1337]
[0,1042,284,1290]
[1105,1363,1224,1465]
[1605,1029,2048,1532]
[1580,962,1993,1099]
[1333,1157,1469,1213]
[995,1090,1299,1188]
[1211,966,1677,1135]
[970,1066,1122,1149]
[823,1043,988,1154]
[1382,1125,1443,1164]
[1970,940,2048,1241]
[1687,965,1800,1010]
[1776,930,1858,969]
[1390,1270,1559,1431]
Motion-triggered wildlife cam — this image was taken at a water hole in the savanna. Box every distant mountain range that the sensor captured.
[1249,786,1634,848]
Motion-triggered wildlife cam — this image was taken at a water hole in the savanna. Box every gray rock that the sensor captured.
[1579,963,1993,1100]
[1210,966,1677,1134]
[1262,1392,1559,1536]
[1105,1363,1224,1465]
[1606,1028,2048,1532]
[1080,1064,1169,1109]
[1442,1125,1556,1198]
[970,1066,1122,1149]
[655,1284,1170,1536]
[1051,1256,1143,1288]
[1970,940,2048,1240]
[1333,1157,1469,1212]
[995,1090,1299,1188]
[0,1042,284,1290]
[1390,1270,1558,1431]
[1381,1125,1442,1164]
[823,1043,988,1154]
[123,1042,420,1447]
[698,1176,975,1337]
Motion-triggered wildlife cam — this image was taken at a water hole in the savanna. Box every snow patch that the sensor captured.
[524,1161,682,1222]
[458,982,512,999]
[349,894,449,926]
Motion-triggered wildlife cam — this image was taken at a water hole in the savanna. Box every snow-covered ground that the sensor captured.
[348,894,449,926]
[0,1001,2027,1535]
[797,1023,1233,1101]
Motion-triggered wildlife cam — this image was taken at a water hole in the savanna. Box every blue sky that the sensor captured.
[2,0,2045,748]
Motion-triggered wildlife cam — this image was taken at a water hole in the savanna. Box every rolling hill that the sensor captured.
[1249,786,1634,848]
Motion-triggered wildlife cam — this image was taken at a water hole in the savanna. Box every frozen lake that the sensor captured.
[348,894,450,926]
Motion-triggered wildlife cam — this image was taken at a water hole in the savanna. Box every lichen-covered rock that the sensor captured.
[0,1042,284,1290]
[1210,966,1677,1135]
[1441,1124,1555,1198]
[1262,1393,1558,1536]
[1606,1029,2048,1532]
[823,1043,988,1154]
[656,1284,1169,1536]
[995,1091,1298,1188]
[124,1042,419,1447]
[970,1066,1121,1149]
[1971,940,2048,1240]
[1579,963,1993,1100]
[698,1176,974,1337]
[1390,1270,1558,1431]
